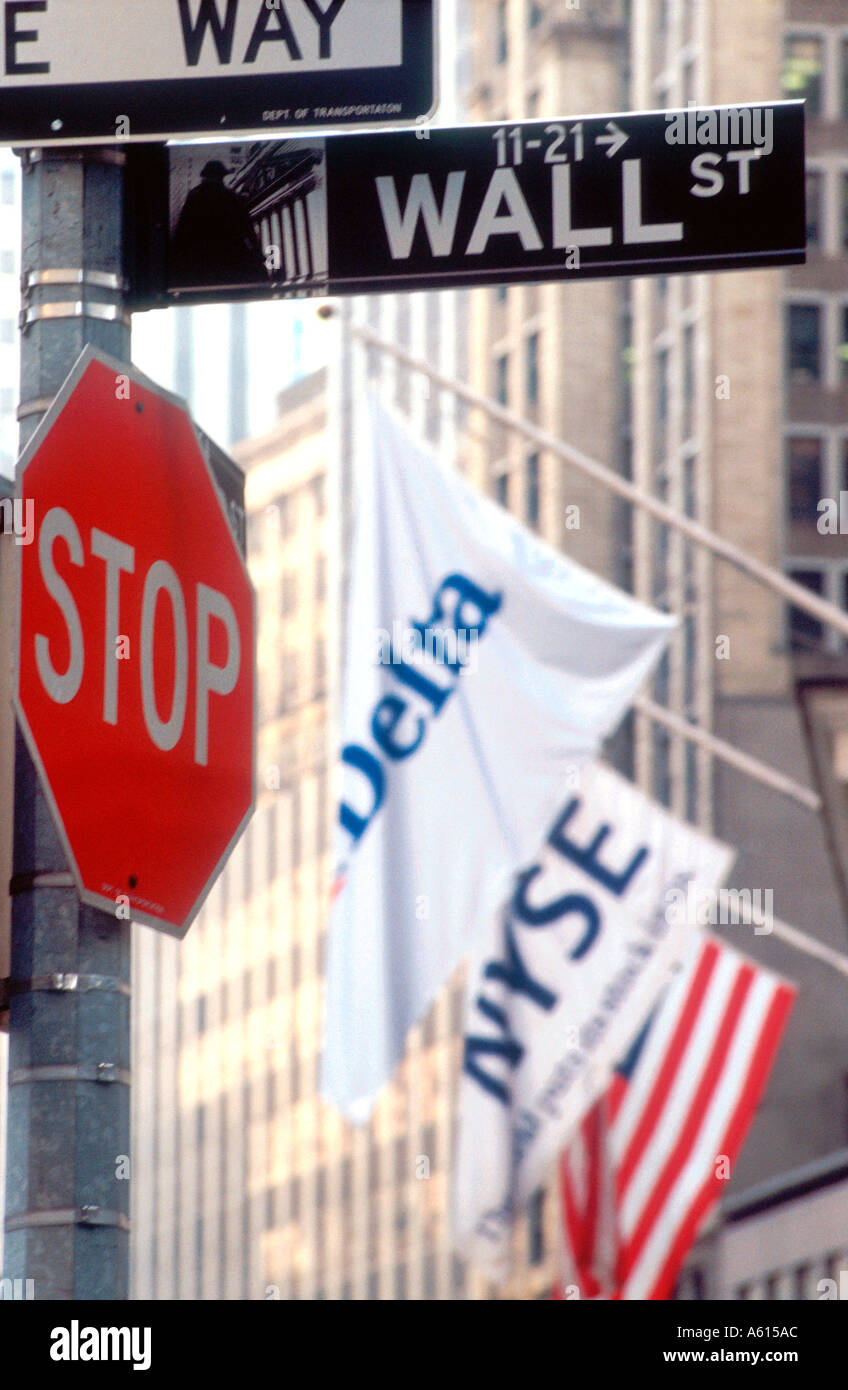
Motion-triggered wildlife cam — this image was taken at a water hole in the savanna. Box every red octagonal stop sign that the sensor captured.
[15,347,256,936]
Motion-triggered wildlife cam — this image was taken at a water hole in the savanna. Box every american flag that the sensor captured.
[556,934,796,1300]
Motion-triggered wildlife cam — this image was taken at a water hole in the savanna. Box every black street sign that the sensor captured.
[0,0,435,144]
[126,102,805,309]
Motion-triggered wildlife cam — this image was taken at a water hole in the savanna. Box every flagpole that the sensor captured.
[333,320,824,818]
[332,321,848,992]
[633,696,820,812]
[346,323,848,644]
[770,917,848,981]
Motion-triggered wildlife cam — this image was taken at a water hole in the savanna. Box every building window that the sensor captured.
[654,649,670,706]
[683,455,697,518]
[0,319,13,344]
[655,347,669,427]
[311,474,325,516]
[0,171,13,204]
[526,331,539,407]
[526,451,539,528]
[783,34,823,117]
[840,307,848,381]
[653,725,671,807]
[281,571,297,617]
[684,612,696,711]
[655,347,669,472]
[806,168,823,249]
[314,554,327,602]
[786,436,824,522]
[685,739,699,829]
[528,2,543,30]
[527,1189,545,1265]
[494,470,510,507]
[314,637,326,692]
[0,250,13,274]
[266,803,277,886]
[495,352,509,406]
[496,0,508,63]
[683,324,695,440]
[652,518,669,605]
[266,954,278,1003]
[270,492,294,538]
[280,652,298,705]
[675,1265,706,1300]
[291,783,301,868]
[682,0,698,49]
[787,568,824,651]
[242,831,252,902]
[786,303,821,382]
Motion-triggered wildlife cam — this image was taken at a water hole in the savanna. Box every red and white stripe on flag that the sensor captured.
[556,934,796,1301]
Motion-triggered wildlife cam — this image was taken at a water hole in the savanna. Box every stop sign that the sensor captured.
[15,346,256,936]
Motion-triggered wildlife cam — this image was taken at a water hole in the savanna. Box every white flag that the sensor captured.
[452,760,735,1279]
[322,397,676,1121]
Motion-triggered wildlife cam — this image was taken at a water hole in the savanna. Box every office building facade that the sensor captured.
[130,0,848,1300]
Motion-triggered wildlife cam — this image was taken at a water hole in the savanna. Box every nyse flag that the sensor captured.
[453,762,734,1278]
[322,400,676,1121]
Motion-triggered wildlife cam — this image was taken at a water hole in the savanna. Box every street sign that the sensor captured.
[126,101,805,309]
[15,347,256,937]
[0,0,435,144]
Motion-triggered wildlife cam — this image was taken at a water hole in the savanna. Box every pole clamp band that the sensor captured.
[8,1062,130,1086]
[16,395,56,421]
[22,268,127,294]
[9,870,76,893]
[5,1207,130,1233]
[19,301,131,331]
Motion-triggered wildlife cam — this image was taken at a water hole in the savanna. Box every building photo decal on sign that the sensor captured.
[168,140,328,294]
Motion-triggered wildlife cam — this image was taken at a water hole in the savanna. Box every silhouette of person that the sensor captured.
[171,160,267,288]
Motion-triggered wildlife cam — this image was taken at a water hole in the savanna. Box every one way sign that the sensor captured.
[126,102,805,308]
[0,0,435,143]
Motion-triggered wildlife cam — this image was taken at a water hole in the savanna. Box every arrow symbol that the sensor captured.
[596,120,628,158]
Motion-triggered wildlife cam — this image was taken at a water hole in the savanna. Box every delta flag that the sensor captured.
[322,396,676,1121]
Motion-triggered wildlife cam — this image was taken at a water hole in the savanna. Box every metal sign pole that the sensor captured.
[3,148,131,1299]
